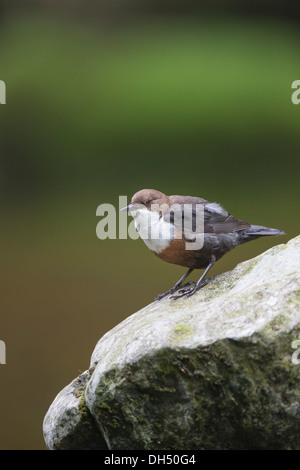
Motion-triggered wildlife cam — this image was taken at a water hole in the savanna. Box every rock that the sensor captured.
[43,370,107,450]
[44,235,300,450]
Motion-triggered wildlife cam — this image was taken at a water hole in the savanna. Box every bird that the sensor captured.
[121,189,285,300]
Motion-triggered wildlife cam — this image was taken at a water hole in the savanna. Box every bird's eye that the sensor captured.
[145,199,151,205]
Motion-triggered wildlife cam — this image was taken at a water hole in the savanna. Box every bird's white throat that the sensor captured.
[133,208,173,253]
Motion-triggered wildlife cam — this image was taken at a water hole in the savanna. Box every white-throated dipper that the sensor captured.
[121,189,285,300]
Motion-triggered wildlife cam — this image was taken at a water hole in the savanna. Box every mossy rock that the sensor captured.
[44,235,300,450]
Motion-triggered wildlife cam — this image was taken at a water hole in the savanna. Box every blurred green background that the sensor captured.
[0,1,299,449]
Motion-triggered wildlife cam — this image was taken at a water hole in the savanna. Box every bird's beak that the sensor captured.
[120,204,133,213]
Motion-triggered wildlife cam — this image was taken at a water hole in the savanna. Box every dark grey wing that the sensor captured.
[164,199,250,235]
[204,202,250,233]
[164,196,207,237]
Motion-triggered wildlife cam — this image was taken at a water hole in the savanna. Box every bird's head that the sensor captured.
[121,189,169,214]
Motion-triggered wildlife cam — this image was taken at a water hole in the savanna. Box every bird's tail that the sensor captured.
[246,225,285,236]
[239,225,285,243]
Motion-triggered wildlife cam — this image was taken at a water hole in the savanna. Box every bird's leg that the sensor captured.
[155,268,194,300]
[171,255,216,300]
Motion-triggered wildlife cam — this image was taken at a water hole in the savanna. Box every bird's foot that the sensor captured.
[155,281,195,301]
[171,280,208,300]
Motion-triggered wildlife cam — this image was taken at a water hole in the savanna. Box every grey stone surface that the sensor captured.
[44,235,300,450]
[43,370,107,450]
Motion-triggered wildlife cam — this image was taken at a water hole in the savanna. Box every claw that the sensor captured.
[171,287,194,300]
[155,292,169,301]
[155,286,179,301]
[155,280,196,301]
[154,268,194,301]
[171,279,209,300]
[176,281,195,294]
